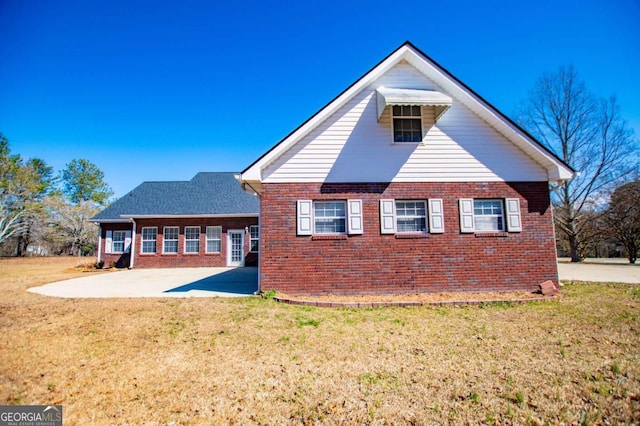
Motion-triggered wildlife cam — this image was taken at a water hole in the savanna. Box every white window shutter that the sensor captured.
[428,198,445,234]
[297,200,313,235]
[105,230,112,254]
[380,199,396,234]
[347,199,363,234]
[505,198,522,232]
[459,198,475,233]
[124,230,132,253]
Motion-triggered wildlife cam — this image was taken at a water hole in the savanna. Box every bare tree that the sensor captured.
[518,66,638,261]
[45,195,99,256]
[602,181,640,264]
[0,203,29,245]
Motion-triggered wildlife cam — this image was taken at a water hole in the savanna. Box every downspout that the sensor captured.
[129,218,137,269]
[244,183,262,295]
[257,214,261,295]
[97,224,102,265]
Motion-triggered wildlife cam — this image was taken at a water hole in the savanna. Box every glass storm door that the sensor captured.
[227,230,245,267]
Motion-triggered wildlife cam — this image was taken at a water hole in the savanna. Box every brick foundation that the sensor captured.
[99,217,258,268]
[259,181,558,295]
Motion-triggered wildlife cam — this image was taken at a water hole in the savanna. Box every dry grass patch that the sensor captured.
[0,257,639,425]
[275,290,548,305]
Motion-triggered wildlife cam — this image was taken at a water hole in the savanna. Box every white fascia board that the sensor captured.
[240,47,410,183]
[401,48,574,182]
[88,218,129,223]
[119,214,260,219]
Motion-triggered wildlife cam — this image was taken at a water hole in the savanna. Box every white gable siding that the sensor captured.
[262,61,547,183]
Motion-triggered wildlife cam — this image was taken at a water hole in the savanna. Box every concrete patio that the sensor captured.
[28,267,258,298]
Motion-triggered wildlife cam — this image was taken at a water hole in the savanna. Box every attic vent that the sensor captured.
[376,86,452,121]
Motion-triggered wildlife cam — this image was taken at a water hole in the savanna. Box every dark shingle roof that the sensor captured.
[91,172,259,221]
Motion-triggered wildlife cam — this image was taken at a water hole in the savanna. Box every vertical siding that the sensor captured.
[262,61,547,183]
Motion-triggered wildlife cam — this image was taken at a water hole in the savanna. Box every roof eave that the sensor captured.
[118,213,260,219]
[88,218,129,223]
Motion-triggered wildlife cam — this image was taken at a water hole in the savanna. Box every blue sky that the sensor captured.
[1,0,638,198]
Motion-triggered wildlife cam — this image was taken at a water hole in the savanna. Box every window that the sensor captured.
[392,105,422,142]
[395,201,427,233]
[473,200,505,232]
[184,226,200,253]
[314,201,346,234]
[297,200,362,236]
[163,227,179,254]
[380,199,444,234]
[459,198,522,233]
[249,225,259,252]
[141,227,157,254]
[112,231,126,253]
[206,226,222,253]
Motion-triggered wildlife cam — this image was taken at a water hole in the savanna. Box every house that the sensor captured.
[90,172,259,269]
[238,41,574,295]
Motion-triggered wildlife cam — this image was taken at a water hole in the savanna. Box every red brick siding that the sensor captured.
[99,223,132,268]
[260,182,558,295]
[100,217,258,269]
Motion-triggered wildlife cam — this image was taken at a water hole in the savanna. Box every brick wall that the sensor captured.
[100,217,258,269]
[259,181,558,295]
[99,223,132,268]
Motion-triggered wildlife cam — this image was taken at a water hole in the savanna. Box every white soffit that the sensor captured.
[376,86,452,120]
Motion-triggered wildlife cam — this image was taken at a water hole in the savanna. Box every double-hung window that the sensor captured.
[206,226,222,253]
[141,227,157,254]
[249,225,259,252]
[392,105,422,142]
[163,227,179,254]
[459,198,522,233]
[184,226,200,253]
[297,199,363,236]
[395,201,427,233]
[380,199,444,234]
[112,231,126,253]
[314,201,346,234]
[474,200,505,232]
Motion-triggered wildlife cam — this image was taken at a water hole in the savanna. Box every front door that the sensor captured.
[227,230,245,267]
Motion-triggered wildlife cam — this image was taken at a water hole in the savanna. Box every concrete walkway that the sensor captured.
[28,267,259,298]
[557,260,639,284]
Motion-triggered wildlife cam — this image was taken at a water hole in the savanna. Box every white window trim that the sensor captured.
[395,200,428,233]
[140,227,157,254]
[391,105,423,144]
[381,199,441,234]
[249,225,259,252]
[112,230,127,254]
[459,198,522,233]
[163,226,179,254]
[313,200,347,235]
[474,199,505,232]
[184,226,201,254]
[205,226,222,254]
[298,199,363,236]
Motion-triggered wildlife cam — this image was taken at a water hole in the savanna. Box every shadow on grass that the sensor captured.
[164,267,258,295]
